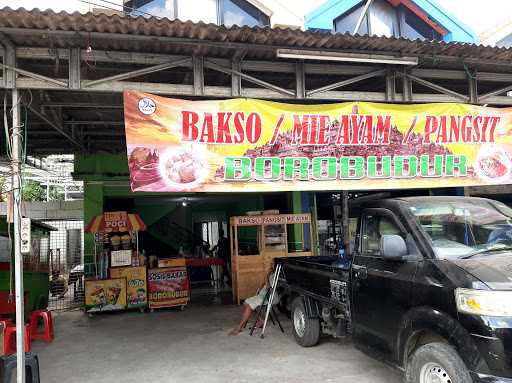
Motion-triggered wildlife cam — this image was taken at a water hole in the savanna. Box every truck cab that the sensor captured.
[279,196,512,383]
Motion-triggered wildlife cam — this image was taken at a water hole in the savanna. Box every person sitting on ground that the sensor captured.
[228,263,279,335]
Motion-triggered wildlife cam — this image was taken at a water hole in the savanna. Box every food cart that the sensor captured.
[84,211,148,313]
[230,213,313,304]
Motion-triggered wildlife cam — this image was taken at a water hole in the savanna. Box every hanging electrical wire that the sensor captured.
[76,0,161,69]
[77,0,161,19]
[5,88,32,298]
[3,94,12,158]
[21,90,32,164]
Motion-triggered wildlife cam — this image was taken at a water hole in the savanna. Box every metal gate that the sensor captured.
[43,220,85,311]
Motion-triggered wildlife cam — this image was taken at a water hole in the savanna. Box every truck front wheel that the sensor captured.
[291,296,320,347]
[406,342,472,383]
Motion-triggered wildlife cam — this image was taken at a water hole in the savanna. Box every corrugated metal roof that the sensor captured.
[1,7,512,63]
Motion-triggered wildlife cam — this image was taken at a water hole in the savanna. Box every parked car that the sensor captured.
[277,196,512,383]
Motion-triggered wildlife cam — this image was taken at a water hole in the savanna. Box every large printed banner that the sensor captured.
[124,90,512,192]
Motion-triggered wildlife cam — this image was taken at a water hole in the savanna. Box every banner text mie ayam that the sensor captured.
[180,110,501,146]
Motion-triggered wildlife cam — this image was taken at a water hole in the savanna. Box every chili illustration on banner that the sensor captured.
[123,90,512,192]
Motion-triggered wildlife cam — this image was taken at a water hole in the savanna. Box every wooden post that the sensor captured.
[284,224,288,254]
[301,223,305,252]
[309,223,313,255]
[332,196,338,251]
[312,194,319,256]
[232,222,238,303]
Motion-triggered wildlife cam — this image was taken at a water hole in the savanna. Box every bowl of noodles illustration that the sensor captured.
[158,146,208,190]
[476,146,511,183]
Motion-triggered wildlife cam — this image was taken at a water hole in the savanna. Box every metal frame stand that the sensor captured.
[249,264,283,339]
[248,289,284,337]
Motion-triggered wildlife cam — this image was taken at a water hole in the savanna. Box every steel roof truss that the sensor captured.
[204,59,295,97]
[306,68,386,97]
[27,99,85,150]
[404,72,469,102]
[0,62,68,88]
[83,57,192,88]
[479,83,512,102]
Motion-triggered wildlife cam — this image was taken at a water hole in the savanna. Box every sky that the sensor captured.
[0,0,511,36]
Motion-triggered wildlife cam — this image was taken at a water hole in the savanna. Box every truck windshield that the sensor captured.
[408,199,512,259]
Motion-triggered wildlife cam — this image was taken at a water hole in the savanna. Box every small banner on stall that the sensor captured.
[104,211,128,231]
[231,213,311,226]
[110,266,147,309]
[124,90,512,192]
[85,278,127,313]
[148,267,189,309]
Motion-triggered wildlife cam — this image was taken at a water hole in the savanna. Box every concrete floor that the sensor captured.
[33,302,402,383]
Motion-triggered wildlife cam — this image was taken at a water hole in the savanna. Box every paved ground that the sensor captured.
[33,301,402,383]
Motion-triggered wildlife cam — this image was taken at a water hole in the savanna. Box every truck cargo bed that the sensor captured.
[276,256,350,308]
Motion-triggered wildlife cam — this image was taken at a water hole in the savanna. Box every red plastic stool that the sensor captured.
[3,324,31,355]
[29,310,54,343]
[0,319,13,329]
[0,319,13,352]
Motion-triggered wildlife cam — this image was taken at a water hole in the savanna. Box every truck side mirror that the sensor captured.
[380,234,407,260]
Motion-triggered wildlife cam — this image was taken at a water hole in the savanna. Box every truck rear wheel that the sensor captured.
[406,342,472,383]
[291,296,320,347]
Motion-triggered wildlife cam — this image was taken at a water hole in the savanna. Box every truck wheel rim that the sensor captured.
[293,307,306,337]
[420,362,452,383]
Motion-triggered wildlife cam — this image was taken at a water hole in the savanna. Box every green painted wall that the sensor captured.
[75,154,129,182]
[83,182,104,263]
[76,153,265,258]
[135,202,179,227]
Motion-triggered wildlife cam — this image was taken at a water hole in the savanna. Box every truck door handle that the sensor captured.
[352,265,367,280]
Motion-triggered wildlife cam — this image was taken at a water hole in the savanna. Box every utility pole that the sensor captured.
[12,88,26,383]
[3,30,26,382]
